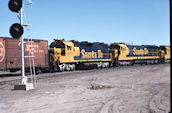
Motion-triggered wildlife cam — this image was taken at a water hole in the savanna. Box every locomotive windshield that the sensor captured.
[109,44,120,49]
[49,41,65,49]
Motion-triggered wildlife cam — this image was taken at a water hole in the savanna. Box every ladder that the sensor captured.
[24,39,36,87]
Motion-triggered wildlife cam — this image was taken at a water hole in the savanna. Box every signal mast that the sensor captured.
[8,0,34,90]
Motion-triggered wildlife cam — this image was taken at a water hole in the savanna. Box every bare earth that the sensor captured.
[0,64,170,113]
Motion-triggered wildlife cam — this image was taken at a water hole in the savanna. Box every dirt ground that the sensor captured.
[0,64,170,113]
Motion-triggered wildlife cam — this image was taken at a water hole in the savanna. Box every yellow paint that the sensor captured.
[60,59,111,63]
[63,41,74,46]
[109,49,119,58]
[165,47,170,59]
[118,44,130,60]
[98,50,103,58]
[74,47,80,56]
[54,48,61,54]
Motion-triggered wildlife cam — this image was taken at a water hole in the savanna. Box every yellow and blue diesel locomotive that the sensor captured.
[109,43,170,66]
[49,39,111,71]
[49,39,170,72]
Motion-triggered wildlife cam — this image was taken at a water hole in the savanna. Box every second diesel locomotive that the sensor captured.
[110,43,160,66]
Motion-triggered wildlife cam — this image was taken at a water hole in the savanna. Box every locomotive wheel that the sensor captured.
[96,63,100,69]
[116,63,119,67]
[71,64,75,71]
[69,67,73,71]
[10,69,17,72]
[106,63,109,68]
[35,68,40,75]
[59,65,64,72]
[73,64,76,70]
[96,66,99,69]
[66,67,70,71]
[69,64,74,71]
[50,69,55,73]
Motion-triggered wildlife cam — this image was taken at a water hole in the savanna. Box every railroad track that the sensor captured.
[0,70,83,85]
[0,67,109,85]
[0,64,169,85]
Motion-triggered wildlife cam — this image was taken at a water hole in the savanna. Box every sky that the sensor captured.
[0,0,170,46]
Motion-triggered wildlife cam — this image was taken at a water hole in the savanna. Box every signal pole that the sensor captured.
[20,7,27,84]
[8,0,34,90]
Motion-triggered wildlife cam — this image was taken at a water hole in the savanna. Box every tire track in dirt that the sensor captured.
[97,84,170,113]
[97,92,124,113]
[99,98,120,113]
[148,86,170,113]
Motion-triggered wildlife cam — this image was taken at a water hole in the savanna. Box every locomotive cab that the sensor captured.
[49,39,80,71]
[159,46,170,63]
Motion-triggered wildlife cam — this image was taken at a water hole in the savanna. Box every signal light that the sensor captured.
[8,0,22,12]
[10,23,24,38]
[8,0,24,38]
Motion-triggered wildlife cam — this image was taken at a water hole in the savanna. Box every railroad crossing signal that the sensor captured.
[8,0,24,38]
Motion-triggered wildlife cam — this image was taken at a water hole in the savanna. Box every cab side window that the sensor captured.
[121,47,125,51]
[67,46,71,51]
[61,49,65,56]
